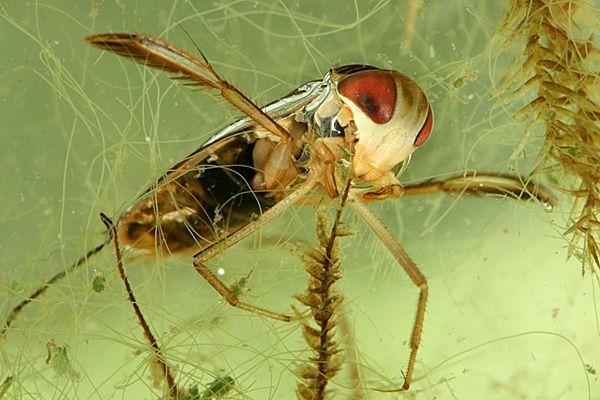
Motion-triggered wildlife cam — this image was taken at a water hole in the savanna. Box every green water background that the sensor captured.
[0,1,597,398]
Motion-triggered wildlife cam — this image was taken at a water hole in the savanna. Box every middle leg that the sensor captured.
[192,178,317,322]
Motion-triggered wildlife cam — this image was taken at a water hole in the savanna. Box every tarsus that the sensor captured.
[1,234,112,337]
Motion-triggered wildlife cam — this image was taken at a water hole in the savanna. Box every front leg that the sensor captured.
[357,172,553,205]
[348,171,552,390]
[401,172,554,206]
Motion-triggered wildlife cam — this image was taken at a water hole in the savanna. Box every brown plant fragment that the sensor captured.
[294,182,352,399]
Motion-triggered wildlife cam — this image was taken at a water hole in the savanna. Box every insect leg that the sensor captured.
[350,199,427,392]
[1,237,111,336]
[86,33,292,142]
[100,213,179,398]
[401,172,554,207]
[192,178,317,322]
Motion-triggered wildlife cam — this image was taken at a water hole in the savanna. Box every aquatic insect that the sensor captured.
[2,33,553,391]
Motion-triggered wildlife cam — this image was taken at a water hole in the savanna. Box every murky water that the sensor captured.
[0,1,597,399]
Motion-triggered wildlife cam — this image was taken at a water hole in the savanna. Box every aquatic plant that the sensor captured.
[498,0,599,273]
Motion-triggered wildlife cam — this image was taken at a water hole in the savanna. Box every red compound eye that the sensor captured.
[337,70,397,124]
[414,107,433,147]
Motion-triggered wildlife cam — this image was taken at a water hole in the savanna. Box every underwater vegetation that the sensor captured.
[0,1,598,399]
[498,0,599,273]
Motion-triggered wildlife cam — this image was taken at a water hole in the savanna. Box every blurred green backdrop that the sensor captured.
[0,1,597,399]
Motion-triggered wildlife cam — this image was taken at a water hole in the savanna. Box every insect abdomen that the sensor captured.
[117,133,275,257]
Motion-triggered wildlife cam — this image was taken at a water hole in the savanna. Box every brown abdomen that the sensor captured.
[117,133,276,258]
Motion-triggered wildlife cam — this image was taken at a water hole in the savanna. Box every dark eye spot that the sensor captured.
[337,70,397,124]
[360,96,376,115]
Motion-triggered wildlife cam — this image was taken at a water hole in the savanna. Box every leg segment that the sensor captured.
[192,261,292,322]
[101,213,179,398]
[192,178,317,322]
[401,172,554,207]
[2,237,110,336]
[350,199,427,392]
